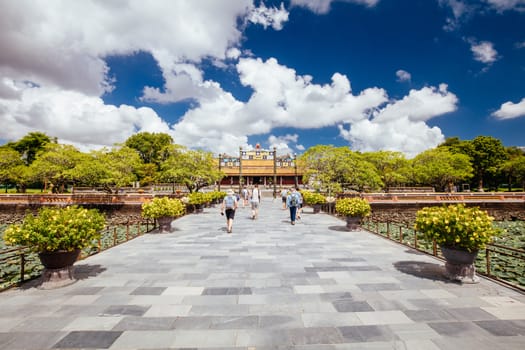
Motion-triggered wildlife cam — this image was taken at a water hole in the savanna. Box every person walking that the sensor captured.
[241,185,249,208]
[286,187,300,225]
[280,187,288,210]
[296,187,303,220]
[250,184,261,220]
[221,189,238,233]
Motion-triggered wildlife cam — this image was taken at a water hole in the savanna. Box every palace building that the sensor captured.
[217,144,302,189]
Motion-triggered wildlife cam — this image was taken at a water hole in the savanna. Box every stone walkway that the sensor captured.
[1,198,524,349]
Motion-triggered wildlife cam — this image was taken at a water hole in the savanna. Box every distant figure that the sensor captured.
[242,185,249,207]
[296,188,303,220]
[280,187,288,210]
[250,184,261,220]
[286,187,301,225]
[221,189,238,233]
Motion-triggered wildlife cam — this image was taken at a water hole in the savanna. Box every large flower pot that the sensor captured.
[346,216,362,231]
[38,249,81,289]
[312,204,321,214]
[194,204,204,213]
[440,246,480,283]
[157,216,174,232]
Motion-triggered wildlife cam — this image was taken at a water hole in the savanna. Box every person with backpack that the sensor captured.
[221,189,238,233]
[286,187,300,225]
[296,187,303,220]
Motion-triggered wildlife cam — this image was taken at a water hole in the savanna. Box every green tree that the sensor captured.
[412,147,473,191]
[464,136,507,191]
[500,149,525,191]
[124,132,173,167]
[158,146,224,193]
[70,146,142,193]
[298,145,383,193]
[362,151,410,189]
[29,143,84,192]
[0,147,24,192]
[7,132,52,165]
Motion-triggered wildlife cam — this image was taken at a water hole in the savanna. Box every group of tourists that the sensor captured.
[220,185,303,233]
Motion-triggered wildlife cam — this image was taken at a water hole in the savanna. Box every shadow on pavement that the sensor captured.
[393,260,451,282]
[74,264,107,280]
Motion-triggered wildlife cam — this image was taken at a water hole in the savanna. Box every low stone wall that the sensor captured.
[1,200,523,226]
[0,203,144,225]
[368,202,525,224]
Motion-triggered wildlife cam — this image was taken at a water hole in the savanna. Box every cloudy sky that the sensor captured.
[0,0,524,158]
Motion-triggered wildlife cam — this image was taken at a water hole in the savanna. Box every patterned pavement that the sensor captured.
[1,197,524,349]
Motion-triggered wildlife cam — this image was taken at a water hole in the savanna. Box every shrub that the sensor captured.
[335,197,371,217]
[3,206,106,253]
[301,191,326,205]
[414,204,501,252]
[141,196,185,219]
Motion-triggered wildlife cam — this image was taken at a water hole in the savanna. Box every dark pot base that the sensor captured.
[346,216,362,231]
[40,266,77,289]
[440,246,480,284]
[38,250,80,289]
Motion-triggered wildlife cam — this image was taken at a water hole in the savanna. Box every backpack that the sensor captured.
[224,195,235,209]
[290,193,298,207]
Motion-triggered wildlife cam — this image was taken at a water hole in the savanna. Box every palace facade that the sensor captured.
[217,144,302,190]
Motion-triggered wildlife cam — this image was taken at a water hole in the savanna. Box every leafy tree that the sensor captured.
[70,146,142,193]
[412,147,473,191]
[158,146,224,192]
[500,149,525,191]
[29,143,84,192]
[7,132,52,165]
[124,132,173,167]
[463,136,507,191]
[298,145,383,193]
[362,151,411,189]
[0,147,24,191]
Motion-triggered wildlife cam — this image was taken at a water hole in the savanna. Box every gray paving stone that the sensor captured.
[0,331,67,349]
[474,320,525,336]
[333,300,374,312]
[112,316,177,330]
[337,325,398,343]
[101,304,151,316]
[1,198,524,349]
[52,330,122,348]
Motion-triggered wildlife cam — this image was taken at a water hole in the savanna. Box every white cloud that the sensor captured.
[469,40,499,64]
[170,57,388,155]
[247,2,289,30]
[439,0,473,31]
[338,84,458,158]
[0,0,458,159]
[516,41,525,49]
[290,0,379,14]
[440,0,524,31]
[0,84,170,150]
[396,69,411,82]
[0,0,255,98]
[268,134,300,155]
[492,98,525,119]
[485,0,525,12]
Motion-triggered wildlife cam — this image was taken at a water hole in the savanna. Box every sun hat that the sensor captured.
[227,189,234,195]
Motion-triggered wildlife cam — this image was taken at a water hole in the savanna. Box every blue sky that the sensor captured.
[0,0,524,157]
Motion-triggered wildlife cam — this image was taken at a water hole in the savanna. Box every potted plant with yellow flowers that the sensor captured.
[301,191,326,213]
[414,204,501,283]
[141,196,186,232]
[335,197,371,230]
[3,205,106,288]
